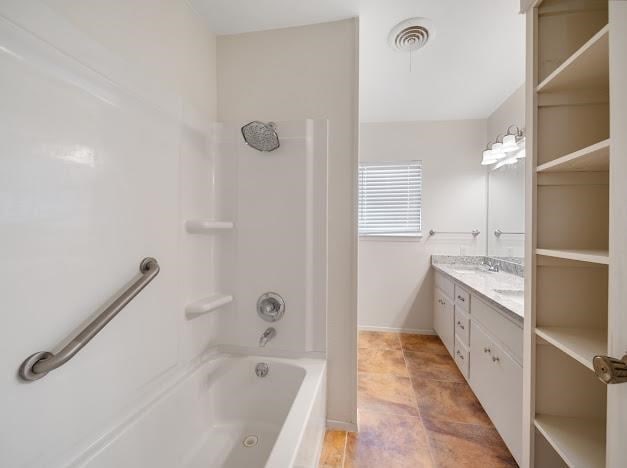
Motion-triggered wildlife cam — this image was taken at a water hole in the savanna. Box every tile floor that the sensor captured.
[318,331,517,468]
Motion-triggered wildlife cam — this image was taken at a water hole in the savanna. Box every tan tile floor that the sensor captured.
[319,331,518,468]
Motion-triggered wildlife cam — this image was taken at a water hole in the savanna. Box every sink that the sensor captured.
[494,288,524,297]
[450,265,485,274]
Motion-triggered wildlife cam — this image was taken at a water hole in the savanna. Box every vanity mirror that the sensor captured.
[487,158,525,264]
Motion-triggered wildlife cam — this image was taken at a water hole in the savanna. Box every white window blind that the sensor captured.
[358,161,422,237]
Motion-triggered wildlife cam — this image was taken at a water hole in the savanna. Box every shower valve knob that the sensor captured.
[257,292,285,322]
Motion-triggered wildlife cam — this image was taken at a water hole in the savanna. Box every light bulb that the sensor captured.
[482,149,497,165]
[502,134,518,152]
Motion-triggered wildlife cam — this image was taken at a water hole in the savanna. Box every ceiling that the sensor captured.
[190,0,525,122]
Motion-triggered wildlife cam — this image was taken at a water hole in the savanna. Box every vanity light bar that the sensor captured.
[482,125,525,167]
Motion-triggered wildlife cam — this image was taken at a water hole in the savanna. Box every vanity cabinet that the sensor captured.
[432,270,523,465]
[433,278,455,356]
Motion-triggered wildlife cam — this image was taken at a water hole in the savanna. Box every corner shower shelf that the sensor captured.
[535,327,606,371]
[534,415,606,468]
[536,249,609,265]
[536,25,609,93]
[185,220,234,234]
[185,294,233,317]
[536,139,610,173]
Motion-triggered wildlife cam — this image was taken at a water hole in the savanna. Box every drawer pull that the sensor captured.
[456,350,464,360]
[457,321,465,330]
[492,356,500,363]
[457,295,465,302]
[483,347,491,354]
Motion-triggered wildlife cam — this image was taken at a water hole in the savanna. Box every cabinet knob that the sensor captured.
[492,356,500,363]
[593,354,627,384]
[456,350,464,360]
[457,321,465,330]
[457,295,465,302]
[483,347,491,354]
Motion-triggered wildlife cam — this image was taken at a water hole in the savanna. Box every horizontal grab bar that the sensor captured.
[429,229,480,238]
[494,229,524,237]
[19,257,160,381]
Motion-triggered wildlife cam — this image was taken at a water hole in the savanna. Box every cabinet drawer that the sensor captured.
[454,306,470,346]
[434,287,455,356]
[472,295,522,364]
[434,271,454,300]
[469,321,522,464]
[454,336,469,379]
[454,285,470,312]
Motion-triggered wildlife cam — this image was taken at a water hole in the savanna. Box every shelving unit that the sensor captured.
[534,415,606,468]
[523,0,614,465]
[185,219,234,234]
[185,294,233,317]
[536,139,609,173]
[535,327,607,371]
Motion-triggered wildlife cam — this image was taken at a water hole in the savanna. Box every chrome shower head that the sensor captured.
[241,121,280,152]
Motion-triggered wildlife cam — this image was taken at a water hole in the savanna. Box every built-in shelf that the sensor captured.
[535,415,606,468]
[537,25,609,93]
[536,327,607,371]
[536,249,609,265]
[536,139,610,173]
[185,220,234,234]
[185,294,233,317]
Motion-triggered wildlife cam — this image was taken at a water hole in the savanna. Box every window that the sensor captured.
[358,161,422,237]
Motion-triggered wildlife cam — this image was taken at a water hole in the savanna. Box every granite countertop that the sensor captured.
[431,256,524,323]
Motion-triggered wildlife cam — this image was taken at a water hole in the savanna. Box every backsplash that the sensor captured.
[431,255,524,277]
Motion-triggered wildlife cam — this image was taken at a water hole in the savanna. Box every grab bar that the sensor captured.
[19,257,160,381]
[429,229,480,238]
[494,229,524,237]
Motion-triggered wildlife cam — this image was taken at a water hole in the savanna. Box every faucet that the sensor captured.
[482,259,500,272]
[259,327,276,347]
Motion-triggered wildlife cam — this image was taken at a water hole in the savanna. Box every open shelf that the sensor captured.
[536,139,609,173]
[536,249,609,265]
[535,327,606,371]
[185,294,233,317]
[537,25,609,93]
[185,220,234,234]
[534,415,606,468]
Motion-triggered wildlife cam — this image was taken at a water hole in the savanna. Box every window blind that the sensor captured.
[358,161,422,237]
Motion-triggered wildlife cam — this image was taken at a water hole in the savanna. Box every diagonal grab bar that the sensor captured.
[19,257,160,381]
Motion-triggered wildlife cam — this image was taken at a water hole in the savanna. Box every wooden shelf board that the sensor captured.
[535,414,606,468]
[537,25,609,93]
[536,327,607,371]
[536,139,610,173]
[185,294,233,317]
[185,220,234,234]
[536,249,609,265]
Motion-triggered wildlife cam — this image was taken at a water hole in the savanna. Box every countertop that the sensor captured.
[432,258,524,323]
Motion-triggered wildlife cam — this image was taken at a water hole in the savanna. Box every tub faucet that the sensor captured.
[259,327,276,347]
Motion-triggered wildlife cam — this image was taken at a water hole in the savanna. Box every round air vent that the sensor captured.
[388,18,434,53]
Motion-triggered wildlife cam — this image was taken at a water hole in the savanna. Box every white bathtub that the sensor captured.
[72,355,326,468]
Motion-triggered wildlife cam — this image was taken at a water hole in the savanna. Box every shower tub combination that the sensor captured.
[70,355,326,468]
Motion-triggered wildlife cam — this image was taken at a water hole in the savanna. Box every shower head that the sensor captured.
[241,121,280,152]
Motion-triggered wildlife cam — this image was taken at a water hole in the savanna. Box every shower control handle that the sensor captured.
[257,292,285,322]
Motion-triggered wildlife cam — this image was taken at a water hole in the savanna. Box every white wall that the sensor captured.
[217,19,359,427]
[358,120,487,332]
[486,84,526,258]
[0,1,218,465]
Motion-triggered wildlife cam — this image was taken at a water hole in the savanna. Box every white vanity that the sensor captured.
[432,257,523,465]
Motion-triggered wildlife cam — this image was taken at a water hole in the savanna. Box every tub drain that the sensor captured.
[242,435,258,448]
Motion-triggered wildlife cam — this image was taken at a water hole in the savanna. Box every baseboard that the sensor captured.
[326,418,358,433]
[358,325,436,335]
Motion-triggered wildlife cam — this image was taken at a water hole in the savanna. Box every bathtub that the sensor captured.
[71,355,327,468]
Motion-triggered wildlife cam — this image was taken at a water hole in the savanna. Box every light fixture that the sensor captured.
[481,126,525,167]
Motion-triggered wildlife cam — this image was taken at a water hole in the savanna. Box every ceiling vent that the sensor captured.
[388,18,434,53]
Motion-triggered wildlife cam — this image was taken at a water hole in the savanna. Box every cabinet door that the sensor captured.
[470,321,522,465]
[434,287,454,356]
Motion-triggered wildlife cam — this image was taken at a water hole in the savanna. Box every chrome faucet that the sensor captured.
[259,327,276,347]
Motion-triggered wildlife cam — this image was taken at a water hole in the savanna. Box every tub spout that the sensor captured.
[259,327,276,347]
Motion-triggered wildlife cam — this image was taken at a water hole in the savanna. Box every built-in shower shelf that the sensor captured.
[185,220,234,234]
[185,294,233,317]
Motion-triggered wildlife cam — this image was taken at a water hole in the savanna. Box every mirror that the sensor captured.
[487,159,525,264]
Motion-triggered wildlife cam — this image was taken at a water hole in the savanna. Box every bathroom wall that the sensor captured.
[0,1,218,465]
[217,19,359,428]
[358,120,487,332]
